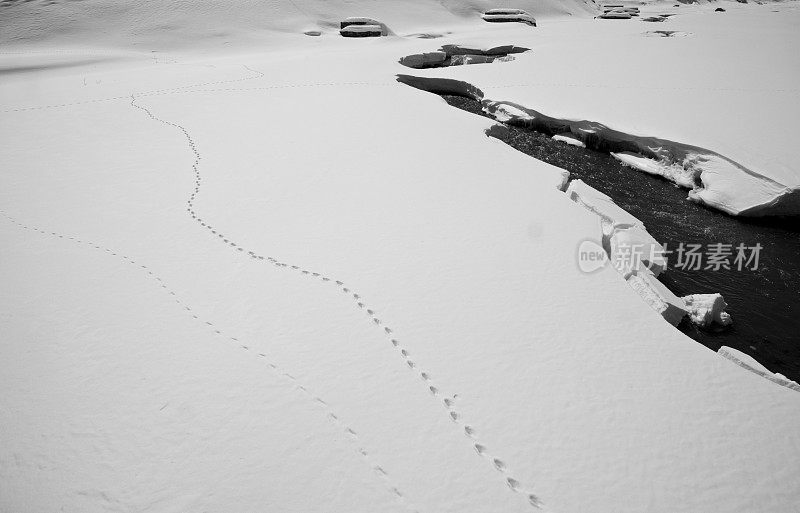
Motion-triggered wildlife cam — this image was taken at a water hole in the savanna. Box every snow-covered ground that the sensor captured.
[2,1,799,512]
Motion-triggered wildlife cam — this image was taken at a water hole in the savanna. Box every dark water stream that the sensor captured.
[442,94,800,382]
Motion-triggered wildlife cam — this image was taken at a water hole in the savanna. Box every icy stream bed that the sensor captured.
[441,94,800,383]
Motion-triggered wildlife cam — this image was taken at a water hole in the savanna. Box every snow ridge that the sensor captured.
[130,76,548,510]
[0,209,417,509]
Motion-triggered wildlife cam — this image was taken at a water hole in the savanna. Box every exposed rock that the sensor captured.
[399,52,448,69]
[339,17,387,37]
[598,12,632,19]
[481,9,537,26]
[399,45,528,69]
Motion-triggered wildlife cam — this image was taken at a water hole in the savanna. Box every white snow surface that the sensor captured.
[2,1,800,513]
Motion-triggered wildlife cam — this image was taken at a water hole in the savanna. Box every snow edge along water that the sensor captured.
[396,73,800,392]
[396,74,800,218]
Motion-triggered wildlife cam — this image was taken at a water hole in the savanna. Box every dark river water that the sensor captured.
[442,95,800,382]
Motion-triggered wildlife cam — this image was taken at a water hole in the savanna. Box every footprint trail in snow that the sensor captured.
[129,69,547,510]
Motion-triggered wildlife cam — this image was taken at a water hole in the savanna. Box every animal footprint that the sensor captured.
[429,386,438,396]
[449,411,459,421]
[464,426,476,438]
[474,444,487,455]
[528,495,542,508]
[506,478,520,491]
[493,459,506,471]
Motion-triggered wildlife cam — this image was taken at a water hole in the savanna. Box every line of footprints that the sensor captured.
[130,87,545,510]
[0,210,418,512]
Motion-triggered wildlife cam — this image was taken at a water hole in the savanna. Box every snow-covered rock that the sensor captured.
[481,9,537,26]
[399,51,448,69]
[450,54,498,66]
[598,12,632,19]
[718,347,800,392]
[340,23,384,37]
[440,44,529,57]
[682,293,733,328]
